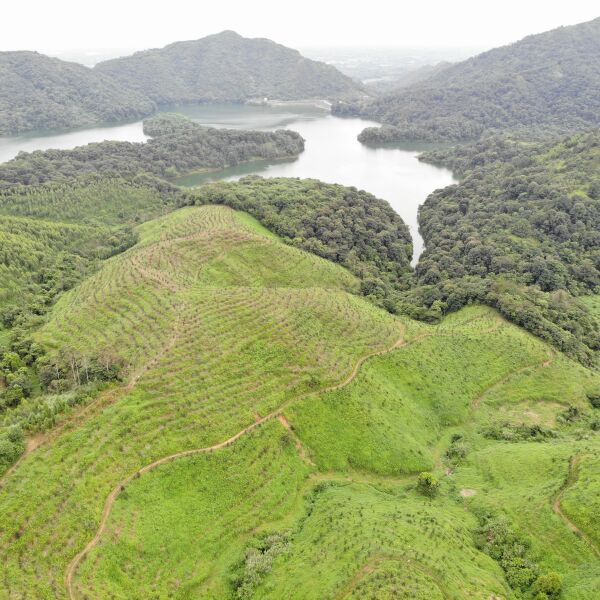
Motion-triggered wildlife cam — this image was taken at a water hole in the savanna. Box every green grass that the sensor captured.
[2,203,600,599]
[57,302,600,598]
[0,204,401,598]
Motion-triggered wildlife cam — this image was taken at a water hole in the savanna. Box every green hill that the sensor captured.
[336,17,600,142]
[95,30,364,105]
[403,129,600,365]
[0,198,598,598]
[0,51,155,135]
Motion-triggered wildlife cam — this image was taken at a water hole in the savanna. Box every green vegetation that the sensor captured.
[192,177,413,305]
[0,114,304,188]
[335,17,600,142]
[95,30,363,105]
[0,51,154,135]
[0,203,405,598]
[2,19,600,597]
[401,130,600,365]
[48,304,600,599]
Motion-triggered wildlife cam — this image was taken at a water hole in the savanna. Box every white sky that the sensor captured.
[3,0,598,54]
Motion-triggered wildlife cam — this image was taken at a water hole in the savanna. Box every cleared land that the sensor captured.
[1,205,599,599]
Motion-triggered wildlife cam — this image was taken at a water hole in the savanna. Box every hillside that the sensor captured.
[95,30,364,105]
[0,114,304,188]
[0,179,597,598]
[193,177,414,301]
[399,130,600,365]
[0,51,155,135]
[336,17,600,142]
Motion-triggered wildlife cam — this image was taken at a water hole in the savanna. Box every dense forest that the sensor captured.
[95,31,364,105]
[336,17,600,143]
[192,177,413,302]
[0,52,155,135]
[0,114,304,187]
[402,130,600,364]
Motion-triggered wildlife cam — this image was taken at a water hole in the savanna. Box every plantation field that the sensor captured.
[1,203,599,599]
[68,307,600,598]
[0,204,402,598]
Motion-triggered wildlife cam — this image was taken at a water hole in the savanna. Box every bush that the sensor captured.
[417,472,440,497]
[533,572,563,598]
[587,391,600,409]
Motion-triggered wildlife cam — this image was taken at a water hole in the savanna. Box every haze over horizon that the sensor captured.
[3,0,598,57]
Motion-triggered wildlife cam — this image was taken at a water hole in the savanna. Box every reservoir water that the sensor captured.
[0,104,455,261]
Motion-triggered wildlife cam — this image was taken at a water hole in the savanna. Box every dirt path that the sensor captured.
[552,455,600,559]
[64,329,410,599]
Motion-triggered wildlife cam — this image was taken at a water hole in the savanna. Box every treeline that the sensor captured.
[191,177,413,304]
[336,17,600,143]
[0,51,155,135]
[0,114,304,188]
[403,130,600,364]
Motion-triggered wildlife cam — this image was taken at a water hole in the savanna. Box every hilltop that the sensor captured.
[0,51,155,135]
[95,30,364,105]
[336,17,600,142]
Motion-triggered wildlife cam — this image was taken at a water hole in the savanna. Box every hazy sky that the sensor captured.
[3,0,598,54]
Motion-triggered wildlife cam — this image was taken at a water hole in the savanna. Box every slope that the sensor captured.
[337,17,600,142]
[69,308,600,599]
[95,30,364,105]
[0,51,155,135]
[0,203,403,598]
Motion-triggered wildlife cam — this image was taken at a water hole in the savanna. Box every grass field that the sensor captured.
[1,204,599,599]
[0,204,402,598]
[69,309,600,598]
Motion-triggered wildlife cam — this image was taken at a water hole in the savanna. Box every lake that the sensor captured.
[0,103,455,261]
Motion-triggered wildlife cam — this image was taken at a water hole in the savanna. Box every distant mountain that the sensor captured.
[338,17,600,143]
[95,31,364,105]
[0,52,155,135]
[365,62,453,95]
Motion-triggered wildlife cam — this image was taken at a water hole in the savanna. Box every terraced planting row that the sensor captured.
[0,205,402,598]
[70,306,600,599]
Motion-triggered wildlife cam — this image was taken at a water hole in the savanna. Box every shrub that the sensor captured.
[533,572,563,598]
[417,472,440,497]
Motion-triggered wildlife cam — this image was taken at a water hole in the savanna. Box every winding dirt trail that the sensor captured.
[552,455,600,559]
[64,329,410,599]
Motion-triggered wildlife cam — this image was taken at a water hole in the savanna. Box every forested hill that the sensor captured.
[0,52,155,135]
[403,130,600,365]
[95,31,364,105]
[337,17,600,143]
[0,114,304,187]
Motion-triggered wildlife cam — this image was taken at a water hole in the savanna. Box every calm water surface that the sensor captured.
[0,104,455,261]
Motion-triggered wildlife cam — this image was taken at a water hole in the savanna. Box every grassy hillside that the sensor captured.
[65,307,600,599]
[1,200,599,598]
[95,30,364,105]
[335,17,600,142]
[0,203,404,598]
[0,51,155,135]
